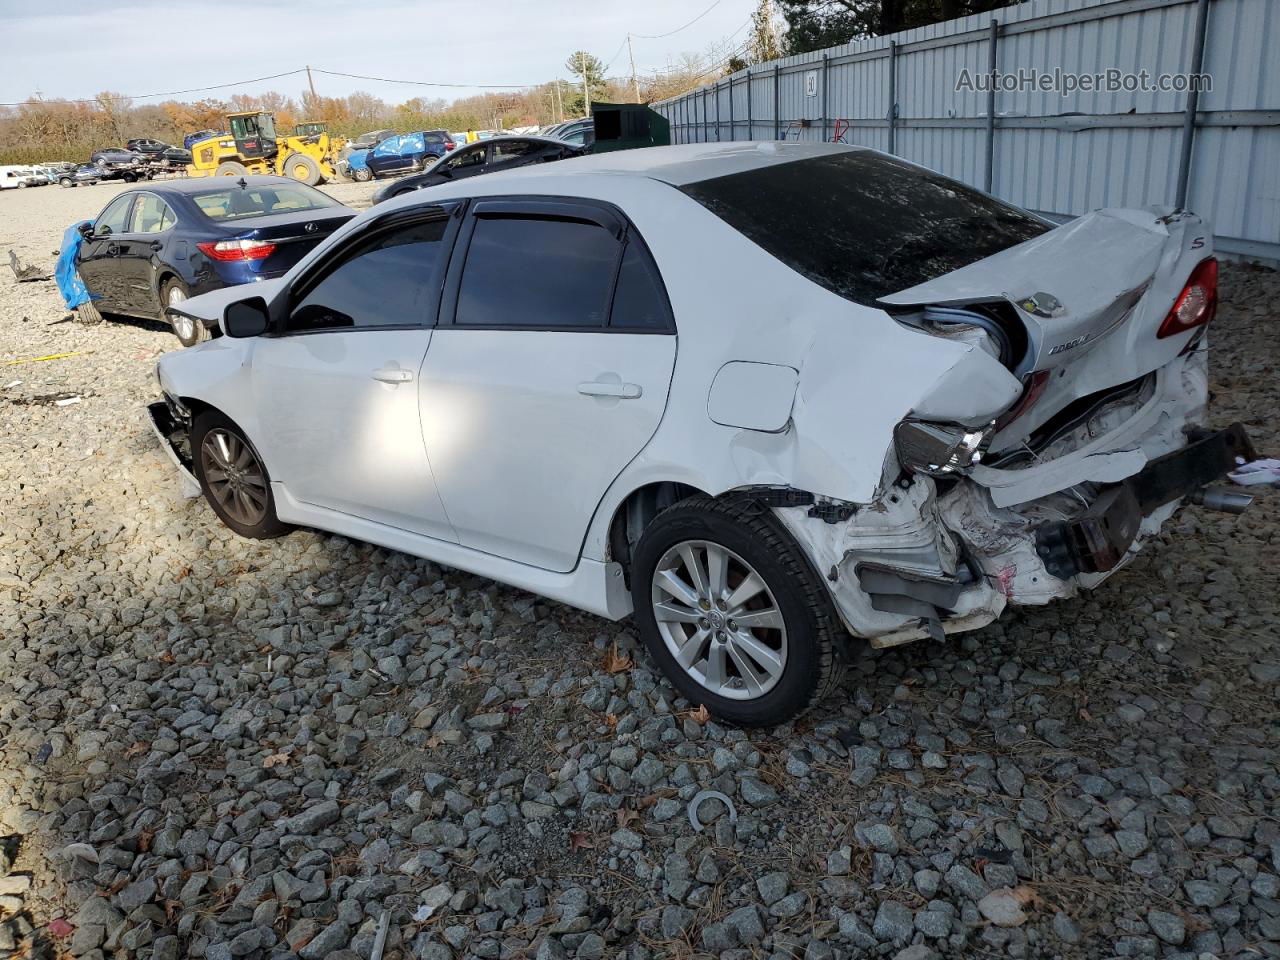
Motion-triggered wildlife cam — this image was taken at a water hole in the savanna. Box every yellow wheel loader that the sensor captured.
[186,112,339,185]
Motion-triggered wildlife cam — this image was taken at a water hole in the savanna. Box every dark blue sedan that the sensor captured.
[75,176,353,345]
[353,130,453,181]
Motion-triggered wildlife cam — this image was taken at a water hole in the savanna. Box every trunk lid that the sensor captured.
[881,206,1213,452]
[880,207,1203,377]
[217,209,354,275]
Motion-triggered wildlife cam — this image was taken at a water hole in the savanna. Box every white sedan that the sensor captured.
[150,142,1253,726]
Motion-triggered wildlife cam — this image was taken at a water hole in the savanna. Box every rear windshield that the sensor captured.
[192,184,340,222]
[679,151,1048,305]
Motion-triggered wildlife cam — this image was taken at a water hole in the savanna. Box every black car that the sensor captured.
[126,138,174,157]
[159,147,193,166]
[57,163,108,188]
[74,176,354,346]
[371,136,584,203]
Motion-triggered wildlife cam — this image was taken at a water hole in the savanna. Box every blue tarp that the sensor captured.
[56,221,92,310]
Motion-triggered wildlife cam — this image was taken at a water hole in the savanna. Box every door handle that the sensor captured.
[578,380,642,399]
[106,243,120,256]
[372,367,414,384]
[149,241,163,252]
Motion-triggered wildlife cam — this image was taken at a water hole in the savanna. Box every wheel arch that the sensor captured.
[605,480,709,583]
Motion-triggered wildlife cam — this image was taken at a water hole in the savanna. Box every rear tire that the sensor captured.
[287,154,322,186]
[161,277,207,347]
[59,178,74,188]
[630,497,845,727]
[215,161,248,176]
[191,410,291,540]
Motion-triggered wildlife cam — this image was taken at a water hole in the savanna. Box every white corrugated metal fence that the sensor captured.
[652,0,1279,262]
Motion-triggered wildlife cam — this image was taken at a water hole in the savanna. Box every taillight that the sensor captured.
[445,141,455,150]
[1158,258,1217,339]
[995,369,1051,431]
[197,239,277,262]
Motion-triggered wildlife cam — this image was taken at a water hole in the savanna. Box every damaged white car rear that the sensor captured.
[149,142,1257,726]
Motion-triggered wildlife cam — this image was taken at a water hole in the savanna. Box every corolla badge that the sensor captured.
[1017,291,1065,318]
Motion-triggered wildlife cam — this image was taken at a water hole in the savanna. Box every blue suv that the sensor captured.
[350,130,453,181]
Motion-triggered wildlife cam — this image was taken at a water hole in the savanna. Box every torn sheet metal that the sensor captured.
[8,250,51,282]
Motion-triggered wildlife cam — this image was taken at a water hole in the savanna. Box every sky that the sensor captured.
[0,0,756,107]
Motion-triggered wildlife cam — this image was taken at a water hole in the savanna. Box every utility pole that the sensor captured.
[305,65,318,102]
[554,79,563,122]
[627,34,641,103]
[580,51,591,116]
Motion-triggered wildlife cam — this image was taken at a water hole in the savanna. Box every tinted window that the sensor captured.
[679,151,1049,306]
[443,147,484,170]
[288,217,450,332]
[456,216,618,328]
[491,141,533,162]
[96,195,134,234]
[192,184,339,221]
[610,239,671,330]
[424,132,447,144]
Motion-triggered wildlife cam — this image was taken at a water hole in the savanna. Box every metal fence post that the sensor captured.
[774,64,781,139]
[728,76,735,141]
[820,53,830,142]
[715,81,722,140]
[1175,0,1211,209]
[703,87,709,142]
[887,41,898,154]
[984,19,999,192]
[746,68,754,140]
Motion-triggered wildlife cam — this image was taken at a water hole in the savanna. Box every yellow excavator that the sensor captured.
[186,111,339,185]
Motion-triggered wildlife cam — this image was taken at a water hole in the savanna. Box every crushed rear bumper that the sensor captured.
[1034,423,1256,578]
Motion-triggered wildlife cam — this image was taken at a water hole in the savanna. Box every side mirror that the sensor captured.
[436,165,453,179]
[223,297,270,338]
[77,222,94,239]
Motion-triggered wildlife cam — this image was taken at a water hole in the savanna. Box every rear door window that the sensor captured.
[455,215,618,328]
[679,151,1049,305]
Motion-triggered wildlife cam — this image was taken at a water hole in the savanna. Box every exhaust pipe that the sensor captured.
[1190,486,1253,514]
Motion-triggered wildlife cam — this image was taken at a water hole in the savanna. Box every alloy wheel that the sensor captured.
[650,540,788,700]
[167,287,194,341]
[200,428,268,526]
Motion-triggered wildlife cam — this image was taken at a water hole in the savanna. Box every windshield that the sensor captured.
[192,183,340,222]
[679,151,1049,305]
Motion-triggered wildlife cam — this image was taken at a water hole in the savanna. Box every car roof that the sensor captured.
[133,175,310,195]
[467,141,866,186]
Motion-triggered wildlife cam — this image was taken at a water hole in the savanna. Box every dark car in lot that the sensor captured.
[126,138,173,156]
[75,176,354,346]
[347,130,454,182]
[91,147,144,167]
[57,163,108,188]
[371,136,583,203]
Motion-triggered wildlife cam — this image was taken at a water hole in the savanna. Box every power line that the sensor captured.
[0,69,309,107]
[633,0,725,40]
[312,68,538,91]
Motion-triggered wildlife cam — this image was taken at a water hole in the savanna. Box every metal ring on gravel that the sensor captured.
[688,789,738,832]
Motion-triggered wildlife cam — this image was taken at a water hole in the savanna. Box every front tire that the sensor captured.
[215,161,248,176]
[353,167,373,183]
[191,411,291,539]
[287,154,322,185]
[631,497,845,727]
[161,277,208,347]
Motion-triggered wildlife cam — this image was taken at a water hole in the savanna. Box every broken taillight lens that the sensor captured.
[894,419,993,476]
[1157,258,1217,339]
[994,369,1051,431]
[197,239,277,262]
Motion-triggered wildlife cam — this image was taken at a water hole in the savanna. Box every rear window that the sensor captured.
[679,151,1049,305]
[192,184,339,222]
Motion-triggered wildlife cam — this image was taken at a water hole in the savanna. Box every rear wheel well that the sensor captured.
[608,482,707,583]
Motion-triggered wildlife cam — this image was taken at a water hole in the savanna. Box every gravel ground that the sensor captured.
[1,179,1277,960]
